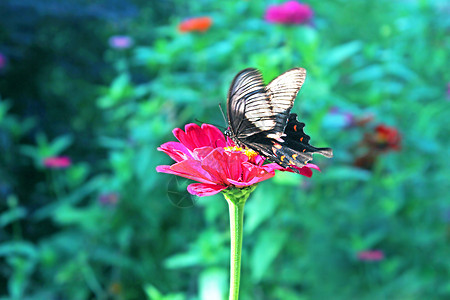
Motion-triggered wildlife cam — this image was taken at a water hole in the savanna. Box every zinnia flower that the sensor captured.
[357,250,384,261]
[374,124,401,151]
[156,123,319,197]
[178,17,212,33]
[325,107,374,129]
[354,123,401,169]
[43,156,71,168]
[0,53,6,70]
[265,1,314,25]
[108,35,134,49]
[446,83,450,100]
[99,193,119,206]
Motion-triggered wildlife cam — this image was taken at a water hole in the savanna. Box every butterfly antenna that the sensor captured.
[218,103,227,127]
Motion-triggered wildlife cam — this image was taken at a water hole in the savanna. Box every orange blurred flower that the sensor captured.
[178,17,212,33]
[375,124,401,151]
[354,124,401,170]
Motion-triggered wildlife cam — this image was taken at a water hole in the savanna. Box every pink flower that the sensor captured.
[99,193,119,206]
[0,53,6,69]
[43,156,71,169]
[108,35,134,49]
[265,1,314,25]
[357,250,384,261]
[267,162,321,178]
[326,107,374,129]
[447,83,450,100]
[156,123,319,197]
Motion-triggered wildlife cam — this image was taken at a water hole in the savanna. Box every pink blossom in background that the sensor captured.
[357,250,384,261]
[265,1,314,25]
[447,83,450,100]
[325,107,374,129]
[0,53,6,69]
[99,193,119,206]
[156,123,320,197]
[327,107,355,128]
[108,35,134,49]
[43,156,71,169]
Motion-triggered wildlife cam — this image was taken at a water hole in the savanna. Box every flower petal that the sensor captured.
[173,127,191,149]
[155,165,174,173]
[192,146,215,160]
[289,166,313,177]
[201,124,227,147]
[263,162,320,178]
[157,141,192,162]
[173,123,226,151]
[187,183,226,197]
[200,148,230,184]
[186,123,210,149]
[224,151,246,181]
[305,163,320,171]
[169,159,217,184]
[226,136,235,147]
[243,162,275,183]
[226,162,275,187]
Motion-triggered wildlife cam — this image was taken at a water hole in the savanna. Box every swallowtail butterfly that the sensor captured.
[225,68,333,173]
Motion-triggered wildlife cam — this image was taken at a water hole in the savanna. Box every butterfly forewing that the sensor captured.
[227,68,276,139]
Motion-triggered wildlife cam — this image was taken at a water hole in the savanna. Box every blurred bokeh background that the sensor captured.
[1,0,449,299]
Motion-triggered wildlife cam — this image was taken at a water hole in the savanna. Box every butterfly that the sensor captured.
[225,68,333,173]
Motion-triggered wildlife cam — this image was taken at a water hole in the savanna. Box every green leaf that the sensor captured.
[325,166,372,181]
[110,73,131,99]
[251,229,288,282]
[145,285,163,300]
[0,241,38,260]
[0,207,27,227]
[198,268,227,300]
[49,134,73,155]
[163,251,202,269]
[144,285,185,300]
[351,65,384,83]
[7,255,36,299]
[245,185,280,234]
[323,41,363,67]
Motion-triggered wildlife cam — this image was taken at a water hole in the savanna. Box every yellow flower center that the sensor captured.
[224,146,258,160]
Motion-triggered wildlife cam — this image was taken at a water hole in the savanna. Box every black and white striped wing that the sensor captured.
[265,68,306,138]
[227,68,276,139]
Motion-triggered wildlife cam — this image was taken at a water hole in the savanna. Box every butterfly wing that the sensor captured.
[227,68,276,139]
[265,68,306,138]
[246,114,333,173]
[226,68,332,172]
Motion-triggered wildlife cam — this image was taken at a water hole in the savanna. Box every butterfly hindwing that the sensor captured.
[245,114,333,173]
[284,113,333,159]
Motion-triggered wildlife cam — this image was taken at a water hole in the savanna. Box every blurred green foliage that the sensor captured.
[1,0,449,299]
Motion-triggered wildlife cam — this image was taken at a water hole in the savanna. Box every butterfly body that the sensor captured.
[226,68,333,173]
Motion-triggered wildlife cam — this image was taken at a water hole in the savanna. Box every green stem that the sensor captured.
[226,198,245,300]
[222,185,256,300]
[222,184,256,300]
